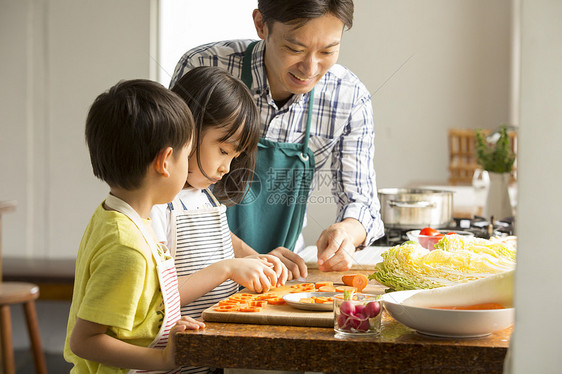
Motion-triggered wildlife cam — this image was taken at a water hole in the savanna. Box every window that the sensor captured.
[158,0,258,87]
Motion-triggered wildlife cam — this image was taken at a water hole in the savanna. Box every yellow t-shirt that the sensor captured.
[64,203,169,373]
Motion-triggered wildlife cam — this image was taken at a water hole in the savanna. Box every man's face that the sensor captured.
[254,11,344,101]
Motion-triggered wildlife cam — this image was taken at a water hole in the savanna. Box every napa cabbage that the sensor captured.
[369,235,516,291]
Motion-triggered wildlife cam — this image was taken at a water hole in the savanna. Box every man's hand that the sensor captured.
[268,247,308,280]
[316,219,366,272]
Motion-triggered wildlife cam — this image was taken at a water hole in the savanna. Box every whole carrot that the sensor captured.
[341,273,369,292]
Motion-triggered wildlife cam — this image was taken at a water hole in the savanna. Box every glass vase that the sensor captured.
[484,172,513,220]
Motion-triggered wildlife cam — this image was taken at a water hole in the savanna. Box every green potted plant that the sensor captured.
[475,125,516,220]
[475,125,515,174]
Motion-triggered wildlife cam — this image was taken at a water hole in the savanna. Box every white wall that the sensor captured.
[1,0,154,258]
[1,0,513,258]
[303,0,513,243]
[343,0,512,188]
[2,1,562,371]
[158,0,257,87]
[506,0,562,372]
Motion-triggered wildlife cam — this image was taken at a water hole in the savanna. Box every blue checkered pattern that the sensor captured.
[171,39,384,246]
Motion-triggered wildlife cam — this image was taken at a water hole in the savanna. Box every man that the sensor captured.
[170,0,384,279]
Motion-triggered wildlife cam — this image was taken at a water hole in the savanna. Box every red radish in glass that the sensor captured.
[364,301,381,318]
[334,291,382,334]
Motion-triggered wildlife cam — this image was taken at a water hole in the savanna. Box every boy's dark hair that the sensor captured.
[86,79,194,190]
[171,67,260,205]
[257,0,354,30]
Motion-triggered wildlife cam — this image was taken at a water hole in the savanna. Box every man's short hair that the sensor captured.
[258,0,354,30]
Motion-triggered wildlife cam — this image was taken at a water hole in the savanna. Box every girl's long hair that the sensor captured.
[171,66,260,205]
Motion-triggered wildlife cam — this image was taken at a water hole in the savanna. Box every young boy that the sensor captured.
[64,79,204,373]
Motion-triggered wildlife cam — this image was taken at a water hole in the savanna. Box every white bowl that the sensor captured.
[380,290,514,338]
[406,229,474,250]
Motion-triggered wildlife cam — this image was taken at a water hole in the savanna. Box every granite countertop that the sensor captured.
[176,268,512,373]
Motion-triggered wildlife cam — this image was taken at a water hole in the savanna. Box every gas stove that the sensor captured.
[373,216,515,247]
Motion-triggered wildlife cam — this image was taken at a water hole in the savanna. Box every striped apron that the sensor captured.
[170,189,239,320]
[170,189,237,374]
[104,194,182,374]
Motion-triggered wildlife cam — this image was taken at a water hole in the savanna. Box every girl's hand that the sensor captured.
[246,254,288,287]
[163,317,205,369]
[268,247,308,280]
[227,258,278,293]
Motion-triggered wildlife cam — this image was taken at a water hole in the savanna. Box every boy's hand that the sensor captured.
[163,317,205,369]
[228,258,278,293]
[245,254,288,287]
[177,316,206,331]
[268,247,308,280]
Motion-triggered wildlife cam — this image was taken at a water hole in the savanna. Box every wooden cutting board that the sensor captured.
[201,283,334,327]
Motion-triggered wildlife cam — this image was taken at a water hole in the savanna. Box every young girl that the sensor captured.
[151,66,288,322]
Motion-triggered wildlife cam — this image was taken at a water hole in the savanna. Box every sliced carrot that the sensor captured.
[239,306,262,312]
[335,285,358,293]
[267,297,286,305]
[291,283,314,288]
[312,296,331,304]
[299,297,315,303]
[290,283,315,291]
[317,285,336,292]
[290,286,314,293]
[341,274,356,286]
[214,305,239,312]
[218,300,240,306]
[254,293,277,300]
[341,273,369,292]
[236,293,255,298]
[249,300,268,308]
[314,281,333,289]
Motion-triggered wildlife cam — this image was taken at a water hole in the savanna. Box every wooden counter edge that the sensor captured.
[175,322,509,374]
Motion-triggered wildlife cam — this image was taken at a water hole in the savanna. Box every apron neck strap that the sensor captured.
[302,88,314,153]
[242,41,314,155]
[241,41,258,88]
[202,188,220,207]
[104,194,162,261]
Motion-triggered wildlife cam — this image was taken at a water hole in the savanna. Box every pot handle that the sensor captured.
[388,200,436,208]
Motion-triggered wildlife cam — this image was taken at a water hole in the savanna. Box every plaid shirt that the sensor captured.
[171,39,384,246]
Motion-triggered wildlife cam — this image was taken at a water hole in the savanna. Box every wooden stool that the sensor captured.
[1,201,48,373]
[0,282,48,374]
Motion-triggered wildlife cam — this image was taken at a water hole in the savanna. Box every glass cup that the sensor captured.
[333,293,382,336]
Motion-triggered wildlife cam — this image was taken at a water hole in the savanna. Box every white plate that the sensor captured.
[282,292,338,311]
[380,290,514,338]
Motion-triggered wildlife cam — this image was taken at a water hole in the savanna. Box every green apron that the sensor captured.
[226,41,316,253]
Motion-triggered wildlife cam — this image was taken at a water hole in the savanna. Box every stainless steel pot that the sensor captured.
[378,188,454,229]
